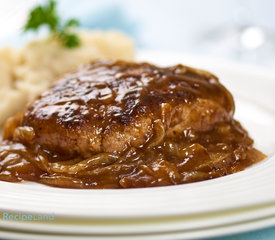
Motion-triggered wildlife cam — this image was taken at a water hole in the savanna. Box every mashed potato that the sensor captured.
[0,30,134,126]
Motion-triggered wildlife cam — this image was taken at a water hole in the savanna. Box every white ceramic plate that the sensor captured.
[0,216,275,240]
[0,51,274,239]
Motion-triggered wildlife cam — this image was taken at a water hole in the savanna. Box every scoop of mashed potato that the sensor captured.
[0,30,134,126]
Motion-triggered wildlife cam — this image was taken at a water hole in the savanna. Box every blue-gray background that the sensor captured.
[1,0,275,67]
[58,0,275,67]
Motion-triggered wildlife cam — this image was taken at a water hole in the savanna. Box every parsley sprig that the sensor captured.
[23,0,81,48]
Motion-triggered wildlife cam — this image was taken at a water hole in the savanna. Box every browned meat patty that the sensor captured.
[0,60,265,189]
[14,60,234,159]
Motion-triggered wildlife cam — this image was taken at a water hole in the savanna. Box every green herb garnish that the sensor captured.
[23,0,81,48]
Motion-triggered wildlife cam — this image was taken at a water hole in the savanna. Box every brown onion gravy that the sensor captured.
[0,61,266,188]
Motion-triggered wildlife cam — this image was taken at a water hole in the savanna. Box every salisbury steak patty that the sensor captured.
[20,60,234,158]
[0,60,265,188]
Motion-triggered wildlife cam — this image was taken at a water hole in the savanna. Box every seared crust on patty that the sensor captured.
[21,60,234,158]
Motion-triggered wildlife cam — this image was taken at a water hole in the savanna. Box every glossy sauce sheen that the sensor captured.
[0,60,265,188]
